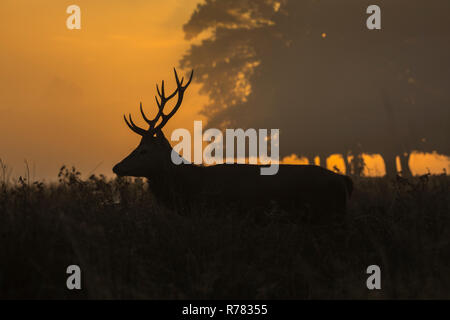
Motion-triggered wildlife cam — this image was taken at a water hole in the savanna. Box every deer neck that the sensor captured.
[148,137,184,181]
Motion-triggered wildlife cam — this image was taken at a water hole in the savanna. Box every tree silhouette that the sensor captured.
[181,0,450,176]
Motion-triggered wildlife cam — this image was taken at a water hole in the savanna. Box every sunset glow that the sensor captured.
[0,0,448,180]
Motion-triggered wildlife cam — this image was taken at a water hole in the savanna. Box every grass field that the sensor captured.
[0,165,449,299]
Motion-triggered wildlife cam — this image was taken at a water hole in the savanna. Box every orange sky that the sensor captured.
[0,0,448,180]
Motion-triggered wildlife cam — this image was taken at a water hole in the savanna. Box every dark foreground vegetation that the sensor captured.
[0,166,449,299]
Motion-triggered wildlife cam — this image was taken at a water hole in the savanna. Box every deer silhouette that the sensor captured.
[113,69,353,217]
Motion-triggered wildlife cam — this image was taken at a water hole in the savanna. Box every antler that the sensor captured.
[123,68,194,136]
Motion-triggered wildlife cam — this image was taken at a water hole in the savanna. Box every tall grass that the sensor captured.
[0,165,449,299]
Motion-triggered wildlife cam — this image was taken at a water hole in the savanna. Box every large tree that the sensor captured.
[181,0,450,176]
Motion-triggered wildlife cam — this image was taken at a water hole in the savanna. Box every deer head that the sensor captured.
[113,68,194,177]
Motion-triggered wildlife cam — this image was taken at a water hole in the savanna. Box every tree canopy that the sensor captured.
[180,0,450,175]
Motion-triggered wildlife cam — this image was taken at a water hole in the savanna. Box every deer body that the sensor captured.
[157,163,352,213]
[113,69,353,215]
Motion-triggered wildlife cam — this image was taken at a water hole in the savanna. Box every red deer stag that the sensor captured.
[113,69,353,218]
